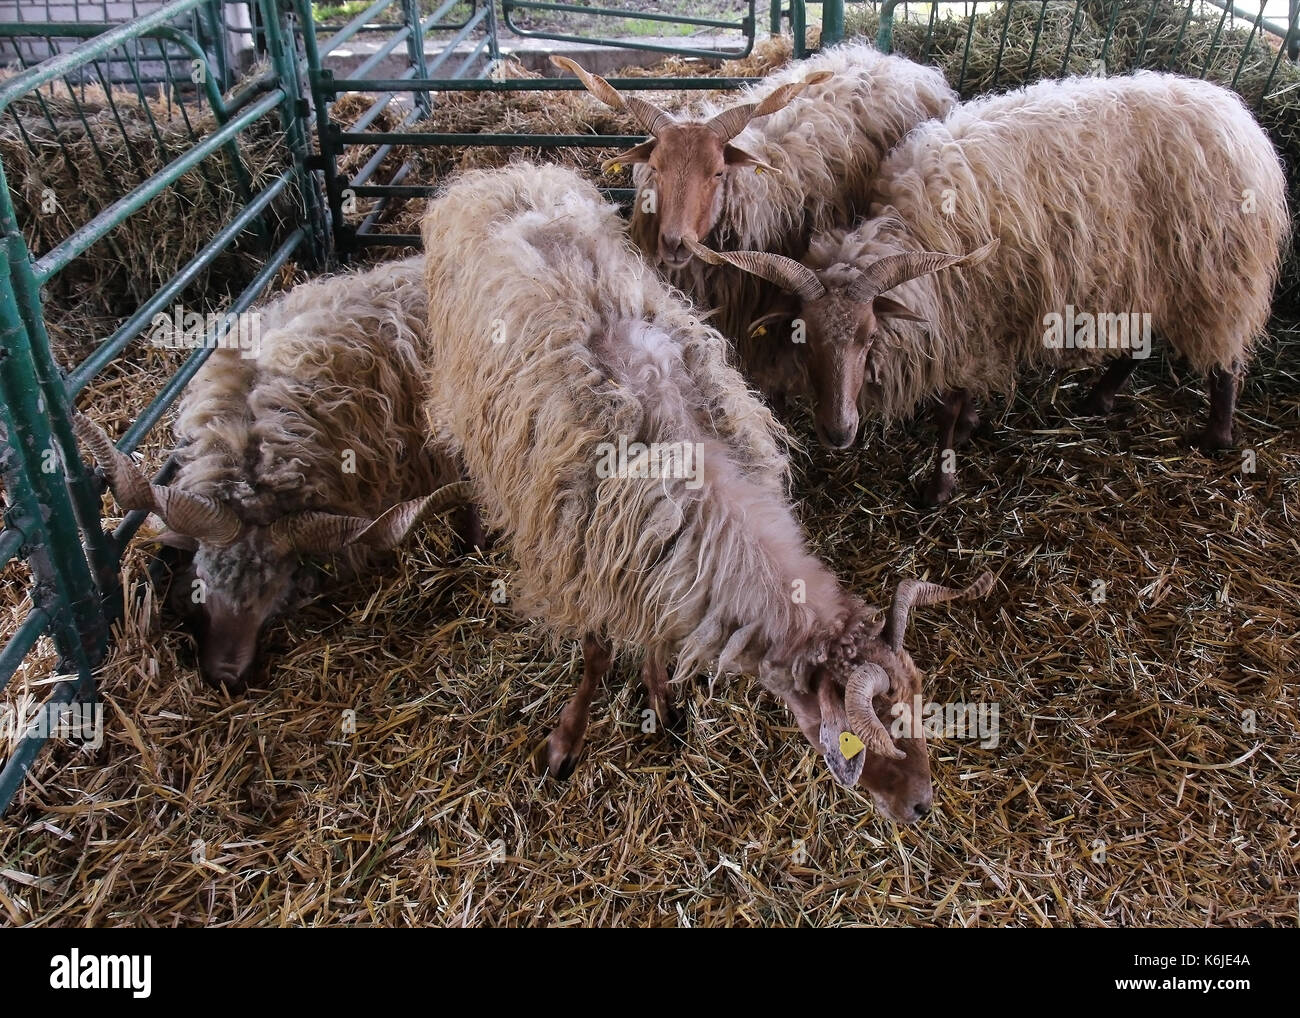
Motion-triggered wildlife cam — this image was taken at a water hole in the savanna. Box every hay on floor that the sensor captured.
[2,321,1297,926]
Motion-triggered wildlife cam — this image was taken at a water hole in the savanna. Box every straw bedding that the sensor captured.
[0,77,298,368]
[1,7,1298,926]
[3,324,1296,926]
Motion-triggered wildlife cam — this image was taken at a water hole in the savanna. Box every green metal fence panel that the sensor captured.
[300,0,803,252]
[0,0,320,812]
[0,0,250,91]
[500,0,761,59]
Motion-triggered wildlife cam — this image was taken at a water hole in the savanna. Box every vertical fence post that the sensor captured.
[401,0,431,117]
[292,0,349,256]
[1290,0,1299,60]
[264,0,330,264]
[0,178,118,600]
[195,0,231,90]
[821,0,844,47]
[485,0,502,63]
[0,244,106,676]
[877,0,900,53]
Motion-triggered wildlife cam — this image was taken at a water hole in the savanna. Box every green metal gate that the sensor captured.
[299,0,829,252]
[0,0,320,808]
[872,1,1299,101]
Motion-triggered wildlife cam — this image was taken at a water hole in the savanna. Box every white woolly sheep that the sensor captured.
[75,255,472,690]
[552,42,956,400]
[689,71,1291,505]
[421,163,992,824]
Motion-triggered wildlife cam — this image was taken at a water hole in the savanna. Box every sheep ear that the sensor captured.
[816,674,866,787]
[873,295,926,323]
[602,140,656,172]
[748,308,795,340]
[723,143,777,174]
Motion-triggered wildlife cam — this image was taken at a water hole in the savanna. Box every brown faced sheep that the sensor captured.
[689,72,1290,505]
[551,42,956,401]
[421,163,992,824]
[75,256,472,690]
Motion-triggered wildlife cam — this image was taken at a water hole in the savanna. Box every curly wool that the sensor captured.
[172,256,458,596]
[422,163,863,691]
[813,72,1291,422]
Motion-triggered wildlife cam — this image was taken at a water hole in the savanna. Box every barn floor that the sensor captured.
[1,315,1296,926]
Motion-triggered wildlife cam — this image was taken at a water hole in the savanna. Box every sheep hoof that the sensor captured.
[1076,391,1115,417]
[649,693,681,734]
[1189,427,1233,453]
[920,473,956,508]
[544,732,584,780]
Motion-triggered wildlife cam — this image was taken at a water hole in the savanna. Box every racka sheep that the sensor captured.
[688,72,1290,504]
[422,163,992,823]
[75,256,471,690]
[552,42,956,400]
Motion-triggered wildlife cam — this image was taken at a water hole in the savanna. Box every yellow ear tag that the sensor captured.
[608,162,622,174]
[839,732,865,760]
[755,166,764,175]
[754,325,767,337]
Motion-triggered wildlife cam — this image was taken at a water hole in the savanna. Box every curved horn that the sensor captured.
[272,480,473,555]
[73,411,154,508]
[151,485,243,545]
[683,238,826,302]
[73,413,241,544]
[845,241,998,305]
[353,481,473,548]
[882,571,995,653]
[550,55,672,135]
[706,70,833,141]
[844,663,904,760]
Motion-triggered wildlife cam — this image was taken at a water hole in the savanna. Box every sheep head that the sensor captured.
[685,238,996,448]
[74,413,468,691]
[551,56,831,269]
[779,571,993,824]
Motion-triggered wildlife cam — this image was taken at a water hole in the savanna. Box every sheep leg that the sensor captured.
[951,389,980,448]
[1079,356,1138,416]
[545,634,612,780]
[1192,366,1238,451]
[922,388,966,507]
[639,651,678,731]
[457,501,488,552]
